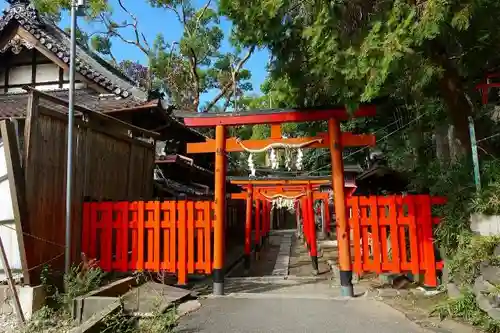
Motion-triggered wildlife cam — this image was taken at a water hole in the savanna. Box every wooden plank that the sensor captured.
[270,124,281,139]
[194,202,204,269]
[372,197,382,273]
[22,91,39,283]
[348,197,363,274]
[204,202,212,274]
[187,201,195,274]
[111,202,121,271]
[405,196,420,277]
[230,193,247,200]
[419,195,437,287]
[146,203,154,270]
[129,202,138,270]
[0,121,31,285]
[187,132,376,153]
[101,202,113,271]
[120,202,129,272]
[389,197,401,272]
[81,203,90,258]
[177,201,187,285]
[137,201,145,271]
[153,201,161,272]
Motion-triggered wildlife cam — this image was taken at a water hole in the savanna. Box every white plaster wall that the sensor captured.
[35,63,59,83]
[8,65,31,86]
[0,139,22,277]
[470,213,500,236]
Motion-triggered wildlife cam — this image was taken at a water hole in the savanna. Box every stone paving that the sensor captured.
[271,231,293,276]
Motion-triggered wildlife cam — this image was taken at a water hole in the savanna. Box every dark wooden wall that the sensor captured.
[20,90,156,284]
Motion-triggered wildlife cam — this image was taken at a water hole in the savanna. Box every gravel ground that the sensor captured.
[0,314,18,333]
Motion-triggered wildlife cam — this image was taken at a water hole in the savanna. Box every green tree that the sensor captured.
[34,0,255,112]
[219,0,500,151]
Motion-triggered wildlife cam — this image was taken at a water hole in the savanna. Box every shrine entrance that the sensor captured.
[174,106,376,296]
[228,176,358,274]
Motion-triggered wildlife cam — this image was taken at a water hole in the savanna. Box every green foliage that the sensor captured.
[22,306,73,333]
[470,160,500,214]
[432,291,500,332]
[59,264,105,309]
[101,303,178,333]
[34,0,254,112]
[447,234,500,287]
[138,307,178,333]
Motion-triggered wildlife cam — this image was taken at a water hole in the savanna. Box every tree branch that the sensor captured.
[221,90,233,112]
[97,1,151,57]
[188,47,200,111]
[204,46,255,112]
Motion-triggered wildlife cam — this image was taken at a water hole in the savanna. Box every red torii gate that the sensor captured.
[229,176,358,273]
[175,106,376,296]
[231,180,327,271]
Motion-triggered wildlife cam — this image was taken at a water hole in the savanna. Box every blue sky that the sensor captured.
[2,0,269,105]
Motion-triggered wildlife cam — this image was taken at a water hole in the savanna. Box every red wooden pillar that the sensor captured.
[324,198,331,235]
[255,198,261,260]
[244,185,253,271]
[301,197,309,248]
[264,201,270,238]
[307,184,319,274]
[213,125,226,295]
[328,118,353,296]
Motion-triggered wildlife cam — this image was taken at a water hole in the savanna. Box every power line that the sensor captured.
[477,132,500,143]
[303,110,433,176]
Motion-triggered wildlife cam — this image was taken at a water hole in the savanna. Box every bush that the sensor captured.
[447,234,500,286]
[432,291,500,333]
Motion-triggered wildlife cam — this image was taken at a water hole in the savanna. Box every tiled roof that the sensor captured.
[0,1,147,101]
[0,89,154,119]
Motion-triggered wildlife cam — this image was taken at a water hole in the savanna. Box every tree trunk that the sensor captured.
[427,41,472,153]
[435,124,450,163]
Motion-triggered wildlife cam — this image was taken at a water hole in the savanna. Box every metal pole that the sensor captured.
[468,116,481,193]
[65,0,78,274]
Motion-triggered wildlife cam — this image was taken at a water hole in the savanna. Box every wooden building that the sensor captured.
[0,0,216,197]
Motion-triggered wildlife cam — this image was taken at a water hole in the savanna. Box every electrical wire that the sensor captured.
[302,110,433,176]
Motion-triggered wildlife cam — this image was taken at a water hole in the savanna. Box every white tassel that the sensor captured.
[248,153,256,177]
[296,148,303,170]
[270,148,278,169]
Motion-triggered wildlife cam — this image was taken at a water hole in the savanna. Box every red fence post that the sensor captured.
[255,199,261,259]
[187,201,195,275]
[120,202,129,272]
[348,197,362,275]
[245,188,253,271]
[306,184,318,273]
[136,201,145,271]
[82,202,90,258]
[177,201,187,285]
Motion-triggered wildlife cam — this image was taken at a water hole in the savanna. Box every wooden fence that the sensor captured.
[7,89,157,284]
[346,195,446,286]
[82,199,245,285]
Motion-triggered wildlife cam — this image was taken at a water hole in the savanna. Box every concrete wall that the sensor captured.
[470,213,500,236]
[0,138,22,281]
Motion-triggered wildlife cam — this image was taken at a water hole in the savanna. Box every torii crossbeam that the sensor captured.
[174,105,376,297]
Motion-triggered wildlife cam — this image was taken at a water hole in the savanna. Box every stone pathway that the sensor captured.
[271,231,292,276]
[177,279,435,333]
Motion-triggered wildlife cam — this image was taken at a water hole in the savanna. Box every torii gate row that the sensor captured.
[174,105,376,297]
[229,177,359,272]
[229,183,329,273]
